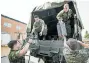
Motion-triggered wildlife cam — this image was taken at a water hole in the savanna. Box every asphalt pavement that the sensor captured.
[25,50,44,63]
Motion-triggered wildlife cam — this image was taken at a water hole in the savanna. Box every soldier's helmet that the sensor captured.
[66,38,80,50]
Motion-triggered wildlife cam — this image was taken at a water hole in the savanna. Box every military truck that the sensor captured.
[27,0,84,63]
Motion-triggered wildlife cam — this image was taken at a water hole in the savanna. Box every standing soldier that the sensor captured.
[31,15,47,40]
[56,3,74,39]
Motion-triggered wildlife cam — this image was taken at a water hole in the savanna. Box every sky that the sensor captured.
[1,0,89,38]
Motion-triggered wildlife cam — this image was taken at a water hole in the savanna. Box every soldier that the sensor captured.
[31,15,47,40]
[56,3,74,39]
[78,41,89,63]
[8,39,32,63]
[63,38,89,63]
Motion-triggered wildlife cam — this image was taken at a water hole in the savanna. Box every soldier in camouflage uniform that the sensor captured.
[78,41,89,63]
[8,39,32,63]
[63,38,89,63]
[56,3,74,39]
[31,15,47,40]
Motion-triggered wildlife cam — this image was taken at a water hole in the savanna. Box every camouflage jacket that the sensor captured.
[56,9,73,22]
[33,19,46,32]
[63,48,89,63]
[8,50,25,63]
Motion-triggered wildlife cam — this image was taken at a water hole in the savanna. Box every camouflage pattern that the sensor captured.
[56,9,73,37]
[56,9,73,21]
[8,50,25,63]
[79,48,89,63]
[33,19,47,35]
[63,48,89,63]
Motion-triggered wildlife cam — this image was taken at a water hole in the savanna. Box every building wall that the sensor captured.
[1,46,10,56]
[1,15,27,40]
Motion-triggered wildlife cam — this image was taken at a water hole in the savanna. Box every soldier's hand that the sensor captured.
[28,39,33,44]
[39,32,42,36]
[78,41,89,48]
[58,18,63,22]
[59,35,63,38]
[31,28,35,35]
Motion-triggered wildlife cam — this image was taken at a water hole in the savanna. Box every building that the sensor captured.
[1,14,27,45]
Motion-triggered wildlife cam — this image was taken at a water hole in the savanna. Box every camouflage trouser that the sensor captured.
[65,23,71,38]
[9,57,25,63]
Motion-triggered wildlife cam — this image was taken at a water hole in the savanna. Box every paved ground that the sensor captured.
[25,51,44,63]
[25,57,44,63]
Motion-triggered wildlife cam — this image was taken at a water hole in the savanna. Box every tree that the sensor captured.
[84,31,89,39]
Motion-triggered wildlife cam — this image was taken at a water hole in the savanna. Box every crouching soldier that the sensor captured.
[56,3,74,39]
[63,38,89,63]
[8,39,32,63]
[31,15,47,40]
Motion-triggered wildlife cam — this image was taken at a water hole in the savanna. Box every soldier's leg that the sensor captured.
[65,24,71,39]
[42,26,47,40]
[35,28,43,40]
[33,30,39,39]
[38,32,43,40]
[38,58,41,63]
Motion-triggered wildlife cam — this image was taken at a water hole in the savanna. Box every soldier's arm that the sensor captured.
[70,9,74,18]
[78,41,89,48]
[31,23,36,34]
[41,20,45,32]
[18,39,32,57]
[56,10,63,21]
[63,36,68,48]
